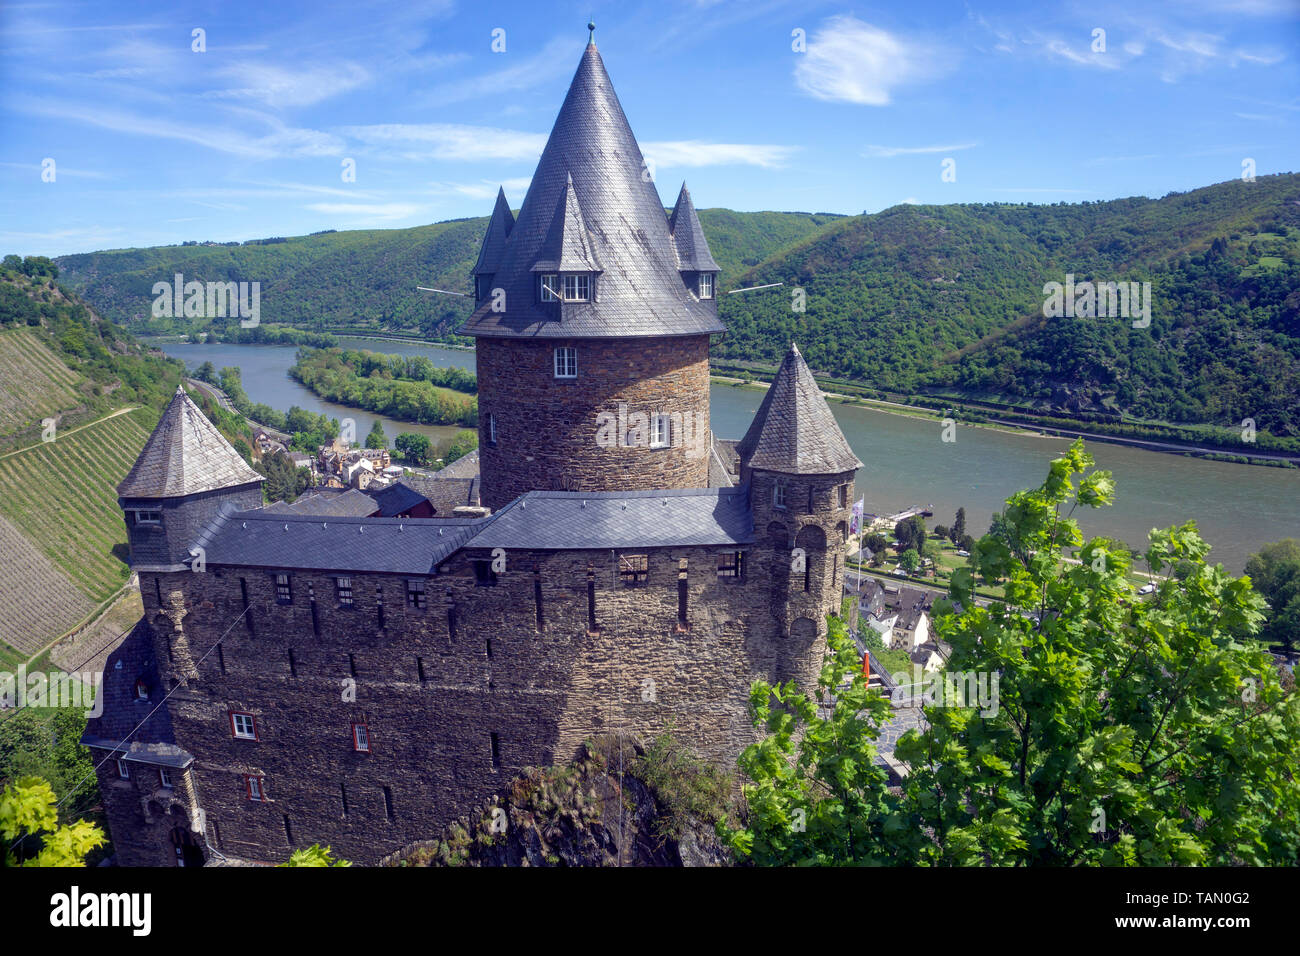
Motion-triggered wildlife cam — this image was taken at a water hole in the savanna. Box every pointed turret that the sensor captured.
[118,385,262,498]
[118,385,264,571]
[668,183,719,273]
[472,187,516,280]
[737,344,862,475]
[459,37,724,338]
[532,173,602,274]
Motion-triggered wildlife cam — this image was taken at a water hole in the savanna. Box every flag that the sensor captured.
[849,498,864,535]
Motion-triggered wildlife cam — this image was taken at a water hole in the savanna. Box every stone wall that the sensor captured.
[476,335,712,510]
[126,534,803,865]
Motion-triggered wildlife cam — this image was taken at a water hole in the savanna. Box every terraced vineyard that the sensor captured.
[0,327,82,436]
[0,407,156,662]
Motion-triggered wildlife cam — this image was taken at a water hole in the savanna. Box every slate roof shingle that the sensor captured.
[668,183,720,273]
[736,343,863,475]
[458,40,725,339]
[117,385,263,499]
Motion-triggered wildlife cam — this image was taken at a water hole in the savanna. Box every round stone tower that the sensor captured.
[458,34,724,510]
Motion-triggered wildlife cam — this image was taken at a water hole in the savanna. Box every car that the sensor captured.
[1137,583,1156,595]
[893,567,907,576]
[955,549,970,557]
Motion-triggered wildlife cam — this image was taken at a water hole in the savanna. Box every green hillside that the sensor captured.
[720,174,1300,435]
[0,259,184,660]
[55,210,839,342]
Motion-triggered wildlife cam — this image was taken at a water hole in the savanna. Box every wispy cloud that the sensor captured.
[305,201,425,223]
[209,61,371,108]
[794,16,952,106]
[427,177,534,200]
[0,160,110,180]
[421,36,575,106]
[642,140,799,169]
[341,123,547,162]
[863,142,978,158]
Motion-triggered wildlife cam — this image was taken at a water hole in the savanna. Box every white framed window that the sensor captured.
[650,414,673,449]
[274,573,292,604]
[230,712,257,740]
[540,274,559,302]
[352,723,370,753]
[488,412,498,446]
[773,479,788,510]
[699,273,714,299]
[133,510,162,526]
[160,768,173,789]
[336,577,353,607]
[553,347,577,379]
[561,274,590,301]
[116,758,129,779]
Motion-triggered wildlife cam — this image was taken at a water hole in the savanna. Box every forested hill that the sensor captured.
[719,174,1300,434]
[54,210,843,338]
[55,174,1300,434]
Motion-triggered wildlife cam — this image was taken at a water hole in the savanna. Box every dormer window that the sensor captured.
[540,274,560,302]
[561,274,590,301]
[134,679,149,701]
[132,510,162,526]
[698,273,714,299]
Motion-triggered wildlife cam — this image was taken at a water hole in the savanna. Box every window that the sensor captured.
[406,579,427,610]
[476,275,492,300]
[116,758,129,779]
[553,346,577,379]
[160,768,173,789]
[134,679,149,700]
[839,484,849,509]
[650,414,672,449]
[619,554,648,588]
[336,577,353,607]
[487,413,497,447]
[773,480,788,510]
[539,274,559,302]
[274,573,292,604]
[133,510,162,526]
[561,274,590,301]
[718,551,745,579]
[352,723,370,753]
[473,560,498,587]
[699,273,714,299]
[245,775,267,802]
[230,712,258,741]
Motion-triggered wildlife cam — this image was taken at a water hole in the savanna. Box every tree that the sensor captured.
[862,532,888,559]
[256,451,310,503]
[894,515,925,553]
[1245,539,1300,654]
[443,429,478,465]
[194,360,218,385]
[394,432,433,466]
[1,777,105,867]
[951,507,967,543]
[727,440,1300,865]
[279,843,351,867]
[364,419,387,449]
[933,524,949,540]
[899,549,920,574]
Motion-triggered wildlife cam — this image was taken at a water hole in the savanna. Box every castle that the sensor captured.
[84,31,862,866]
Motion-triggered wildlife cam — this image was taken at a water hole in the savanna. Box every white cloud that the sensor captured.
[211,61,371,108]
[863,142,977,158]
[794,16,950,106]
[305,202,424,222]
[1045,38,1120,69]
[422,36,575,106]
[341,123,547,161]
[428,177,534,200]
[642,140,799,169]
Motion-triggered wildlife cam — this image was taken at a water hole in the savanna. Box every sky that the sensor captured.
[1,0,1298,257]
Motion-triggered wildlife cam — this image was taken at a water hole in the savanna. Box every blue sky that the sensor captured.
[2,0,1297,256]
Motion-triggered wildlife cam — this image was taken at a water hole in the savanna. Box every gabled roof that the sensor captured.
[466,487,753,551]
[668,183,719,273]
[364,480,431,517]
[737,343,863,475]
[117,385,263,499]
[473,187,516,276]
[459,38,724,339]
[532,173,602,274]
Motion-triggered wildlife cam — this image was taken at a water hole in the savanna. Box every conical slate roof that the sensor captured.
[117,385,263,499]
[737,344,863,475]
[472,187,516,276]
[668,183,719,273]
[532,173,602,274]
[459,37,724,339]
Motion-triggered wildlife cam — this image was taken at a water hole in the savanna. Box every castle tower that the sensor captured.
[460,29,724,510]
[738,344,862,687]
[117,385,264,574]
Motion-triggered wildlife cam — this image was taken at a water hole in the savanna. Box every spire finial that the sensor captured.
[587,19,595,45]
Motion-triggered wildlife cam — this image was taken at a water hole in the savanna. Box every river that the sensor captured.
[158,337,1297,573]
